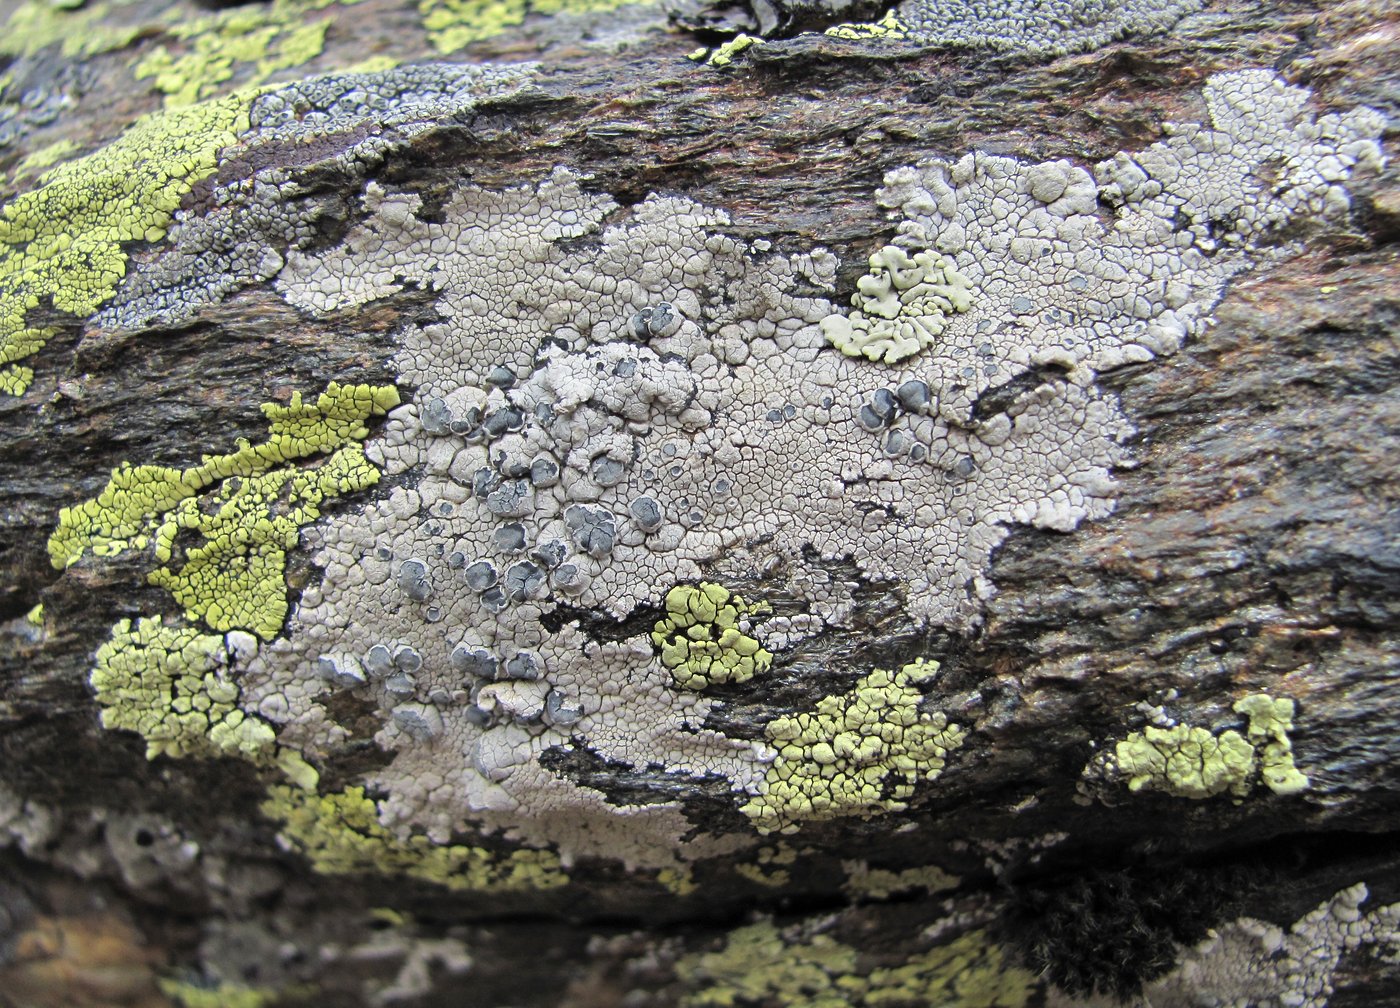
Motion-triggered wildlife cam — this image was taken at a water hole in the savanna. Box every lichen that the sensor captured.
[842,861,958,900]
[261,784,568,891]
[50,382,398,639]
[736,843,797,887]
[418,0,645,54]
[1234,693,1309,796]
[136,9,330,108]
[821,243,973,364]
[90,617,275,761]
[1144,883,1400,1008]
[1114,724,1256,800]
[0,92,250,395]
[825,11,909,40]
[741,658,966,834]
[159,979,275,1008]
[1109,693,1309,800]
[676,921,1032,1008]
[698,33,764,67]
[0,0,145,59]
[652,582,773,690]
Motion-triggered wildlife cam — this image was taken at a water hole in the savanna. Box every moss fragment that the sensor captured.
[741,658,965,834]
[262,784,568,891]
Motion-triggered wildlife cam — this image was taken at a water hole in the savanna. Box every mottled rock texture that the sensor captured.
[0,0,1397,1005]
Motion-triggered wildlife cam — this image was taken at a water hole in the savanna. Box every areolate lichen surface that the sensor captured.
[34,48,1383,884]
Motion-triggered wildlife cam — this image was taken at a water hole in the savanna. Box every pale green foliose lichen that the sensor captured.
[652,582,772,690]
[675,921,1032,1008]
[0,92,250,395]
[741,658,966,834]
[1112,693,1309,799]
[261,784,569,891]
[820,243,973,364]
[50,382,399,640]
[91,617,275,761]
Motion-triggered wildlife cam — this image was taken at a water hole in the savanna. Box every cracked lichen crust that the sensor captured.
[419,0,656,54]
[0,93,250,396]
[1124,884,1400,1008]
[652,582,773,689]
[51,382,398,640]
[97,70,1381,873]
[261,784,568,891]
[821,242,973,363]
[675,920,1033,1008]
[838,0,1202,53]
[99,63,537,337]
[1103,693,1309,800]
[741,658,965,834]
[91,618,275,761]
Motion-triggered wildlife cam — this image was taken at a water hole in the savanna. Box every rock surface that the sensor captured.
[0,0,1396,1005]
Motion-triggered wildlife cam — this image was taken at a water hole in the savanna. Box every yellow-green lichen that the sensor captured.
[0,0,146,59]
[0,364,33,395]
[91,617,275,761]
[418,0,643,55]
[825,10,909,40]
[1116,723,1255,799]
[652,582,772,690]
[658,867,698,895]
[24,603,43,627]
[842,861,958,900]
[159,979,274,1008]
[0,92,251,395]
[262,784,569,891]
[13,138,81,181]
[693,33,763,67]
[676,921,1032,1008]
[50,383,398,640]
[735,843,797,888]
[135,2,337,108]
[1234,693,1310,796]
[740,658,966,834]
[1112,693,1309,799]
[148,443,382,638]
[821,243,973,364]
